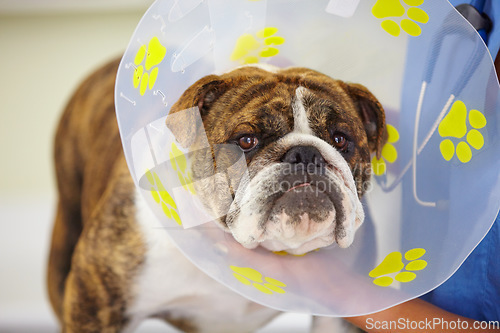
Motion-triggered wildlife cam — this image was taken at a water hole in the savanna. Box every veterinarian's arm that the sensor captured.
[346,298,499,332]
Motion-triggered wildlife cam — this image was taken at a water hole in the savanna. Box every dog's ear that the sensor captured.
[347,83,387,159]
[166,75,228,147]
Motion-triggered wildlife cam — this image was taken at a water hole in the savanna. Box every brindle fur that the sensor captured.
[48,59,147,332]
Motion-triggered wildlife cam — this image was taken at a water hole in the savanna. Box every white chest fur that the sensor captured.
[125,190,280,333]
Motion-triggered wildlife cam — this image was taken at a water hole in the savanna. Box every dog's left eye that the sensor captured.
[237,135,259,152]
[332,132,348,152]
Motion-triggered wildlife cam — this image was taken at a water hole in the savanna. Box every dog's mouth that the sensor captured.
[275,173,343,206]
[246,173,344,254]
[225,157,364,254]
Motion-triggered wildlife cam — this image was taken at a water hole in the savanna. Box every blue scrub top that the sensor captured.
[420,0,500,321]
[421,214,500,320]
[447,0,500,57]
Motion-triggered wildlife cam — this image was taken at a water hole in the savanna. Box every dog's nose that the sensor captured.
[281,146,326,169]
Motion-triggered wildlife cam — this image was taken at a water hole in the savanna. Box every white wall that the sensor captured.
[0,11,150,194]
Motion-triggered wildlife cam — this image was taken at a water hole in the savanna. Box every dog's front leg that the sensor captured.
[60,170,146,333]
[60,234,144,332]
[311,316,364,333]
[62,269,130,333]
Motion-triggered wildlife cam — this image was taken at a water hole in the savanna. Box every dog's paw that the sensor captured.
[369,248,427,287]
[372,0,429,37]
[311,316,363,333]
[438,100,487,163]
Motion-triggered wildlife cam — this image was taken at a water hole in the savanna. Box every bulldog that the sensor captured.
[48,59,387,332]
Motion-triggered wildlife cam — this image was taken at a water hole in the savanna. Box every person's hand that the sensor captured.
[346,298,499,332]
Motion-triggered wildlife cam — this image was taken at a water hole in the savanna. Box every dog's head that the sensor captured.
[167,65,386,255]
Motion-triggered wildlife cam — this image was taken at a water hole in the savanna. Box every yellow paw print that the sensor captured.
[273,248,321,257]
[438,100,487,163]
[230,266,287,295]
[372,124,399,176]
[369,248,427,287]
[372,0,429,37]
[145,169,182,225]
[133,37,167,96]
[169,143,196,195]
[273,250,307,257]
[230,27,285,65]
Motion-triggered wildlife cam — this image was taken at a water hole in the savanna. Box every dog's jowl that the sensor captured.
[48,61,386,332]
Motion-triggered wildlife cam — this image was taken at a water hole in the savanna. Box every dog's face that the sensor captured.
[167,65,386,255]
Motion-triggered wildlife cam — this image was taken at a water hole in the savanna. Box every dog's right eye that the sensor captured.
[331,132,349,153]
[237,135,259,152]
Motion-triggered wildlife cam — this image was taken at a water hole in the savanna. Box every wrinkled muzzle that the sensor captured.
[226,140,365,255]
